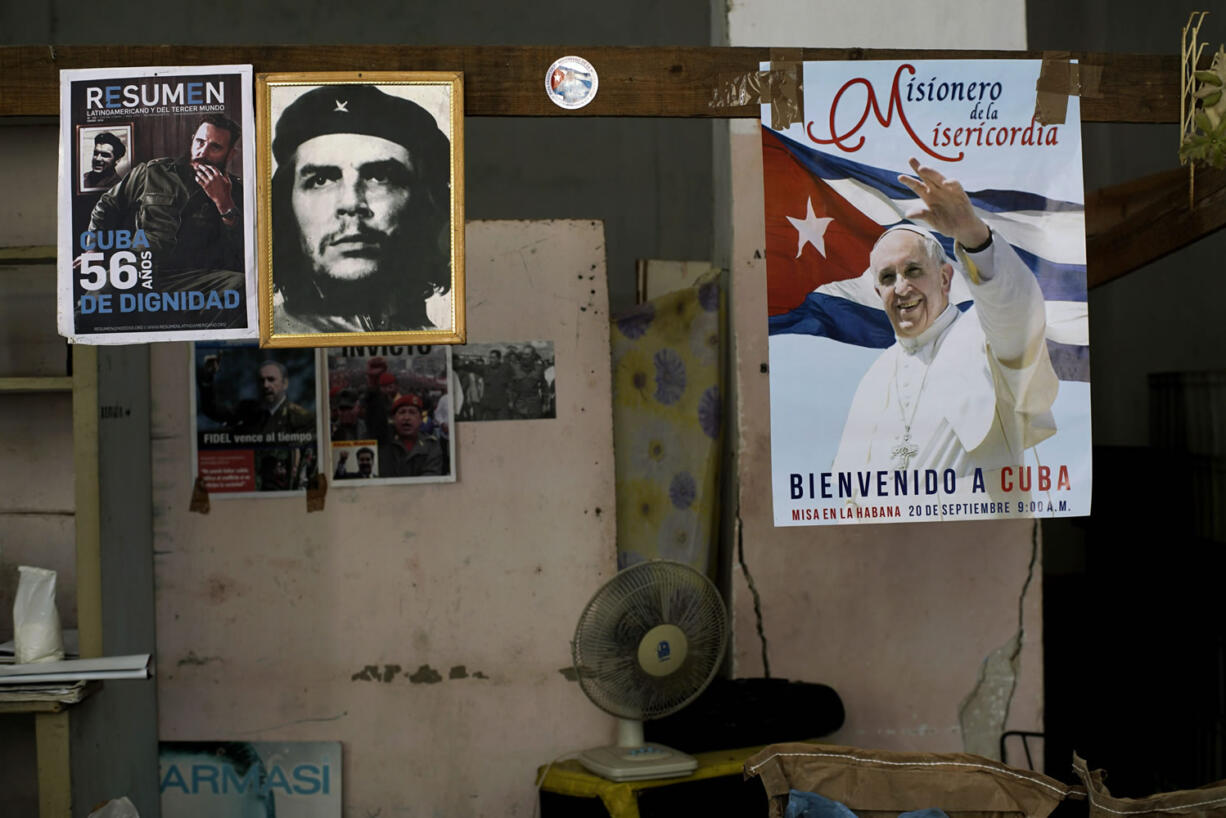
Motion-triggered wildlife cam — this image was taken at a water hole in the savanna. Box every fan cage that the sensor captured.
[571,559,728,721]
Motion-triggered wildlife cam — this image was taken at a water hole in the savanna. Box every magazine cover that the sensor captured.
[325,344,457,484]
[57,65,258,344]
[160,741,340,817]
[190,341,323,498]
[763,60,1092,526]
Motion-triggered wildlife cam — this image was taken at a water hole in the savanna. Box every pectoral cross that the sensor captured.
[891,432,919,470]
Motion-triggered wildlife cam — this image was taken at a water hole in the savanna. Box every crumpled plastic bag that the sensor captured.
[13,565,64,663]
[87,796,140,818]
[1074,753,1226,818]
[746,742,1077,818]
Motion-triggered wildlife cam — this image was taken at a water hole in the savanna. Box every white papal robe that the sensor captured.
[831,233,1058,501]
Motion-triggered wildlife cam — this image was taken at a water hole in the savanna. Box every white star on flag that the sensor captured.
[786,197,834,259]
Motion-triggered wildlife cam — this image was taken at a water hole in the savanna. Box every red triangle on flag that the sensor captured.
[762,129,884,316]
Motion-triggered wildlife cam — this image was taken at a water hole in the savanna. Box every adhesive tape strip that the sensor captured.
[1036,53,1103,125]
[709,48,804,128]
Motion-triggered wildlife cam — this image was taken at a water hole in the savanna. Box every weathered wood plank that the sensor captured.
[0,700,64,714]
[0,245,56,265]
[1086,164,1226,288]
[34,710,71,818]
[0,376,72,393]
[0,45,1179,122]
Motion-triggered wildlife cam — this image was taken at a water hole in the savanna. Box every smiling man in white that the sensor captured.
[830,157,1058,495]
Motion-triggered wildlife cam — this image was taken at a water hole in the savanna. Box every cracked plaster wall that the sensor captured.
[723,0,1043,761]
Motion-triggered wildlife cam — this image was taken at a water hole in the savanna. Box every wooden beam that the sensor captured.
[35,710,71,818]
[2,45,1204,287]
[1086,164,1226,288]
[72,344,102,660]
[0,376,73,393]
[0,245,56,264]
[0,700,64,714]
[0,45,1179,122]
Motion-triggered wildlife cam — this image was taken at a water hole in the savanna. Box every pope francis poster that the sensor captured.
[763,59,1092,526]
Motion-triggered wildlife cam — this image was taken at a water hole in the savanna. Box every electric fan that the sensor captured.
[571,559,729,781]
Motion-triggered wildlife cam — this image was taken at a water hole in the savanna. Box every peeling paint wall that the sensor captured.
[724,1,1044,762]
[0,125,76,816]
[0,126,77,645]
[151,221,619,817]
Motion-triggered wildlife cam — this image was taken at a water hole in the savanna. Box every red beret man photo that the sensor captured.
[375,392,444,477]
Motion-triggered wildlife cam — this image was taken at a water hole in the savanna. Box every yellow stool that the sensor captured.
[537,743,775,818]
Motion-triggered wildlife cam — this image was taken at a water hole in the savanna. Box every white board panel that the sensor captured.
[151,220,618,816]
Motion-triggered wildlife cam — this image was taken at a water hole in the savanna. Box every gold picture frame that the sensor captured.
[255,71,465,347]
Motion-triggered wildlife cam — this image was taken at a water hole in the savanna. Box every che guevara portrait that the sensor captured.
[256,71,465,348]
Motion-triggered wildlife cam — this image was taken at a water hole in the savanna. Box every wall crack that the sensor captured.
[736,512,771,678]
[957,520,1038,759]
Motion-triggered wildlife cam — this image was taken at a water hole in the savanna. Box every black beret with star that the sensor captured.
[272,84,448,168]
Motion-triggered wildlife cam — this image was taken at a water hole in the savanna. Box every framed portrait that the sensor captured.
[255,71,465,348]
[76,123,134,194]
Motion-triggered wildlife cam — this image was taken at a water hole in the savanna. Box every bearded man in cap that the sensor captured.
[330,388,369,442]
[196,355,314,436]
[270,84,452,334]
[831,158,1058,498]
[90,114,243,276]
[480,347,512,420]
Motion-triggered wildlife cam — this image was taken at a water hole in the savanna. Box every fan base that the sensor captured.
[577,742,698,781]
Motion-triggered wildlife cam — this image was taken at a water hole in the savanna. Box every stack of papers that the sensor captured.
[0,680,91,704]
[0,631,148,704]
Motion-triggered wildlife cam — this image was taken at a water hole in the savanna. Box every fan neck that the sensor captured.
[617,718,645,748]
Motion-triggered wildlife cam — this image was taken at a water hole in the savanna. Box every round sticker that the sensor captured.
[545,56,598,110]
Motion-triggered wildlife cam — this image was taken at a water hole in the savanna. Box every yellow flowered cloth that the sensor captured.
[610,272,724,577]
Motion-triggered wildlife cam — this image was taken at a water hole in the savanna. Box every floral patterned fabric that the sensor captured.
[611,273,724,577]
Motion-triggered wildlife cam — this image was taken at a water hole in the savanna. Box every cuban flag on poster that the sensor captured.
[763,60,1092,526]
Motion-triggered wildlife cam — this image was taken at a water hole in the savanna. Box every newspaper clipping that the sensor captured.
[452,340,556,422]
[190,341,323,498]
[58,65,258,343]
[762,59,1092,526]
[326,345,457,484]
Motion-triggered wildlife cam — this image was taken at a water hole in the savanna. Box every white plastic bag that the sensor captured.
[87,797,140,818]
[13,565,64,663]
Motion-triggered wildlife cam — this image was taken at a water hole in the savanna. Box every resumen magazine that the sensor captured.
[57,65,258,343]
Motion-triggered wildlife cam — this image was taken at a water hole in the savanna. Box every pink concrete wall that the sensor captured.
[0,126,78,643]
[727,125,1044,759]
